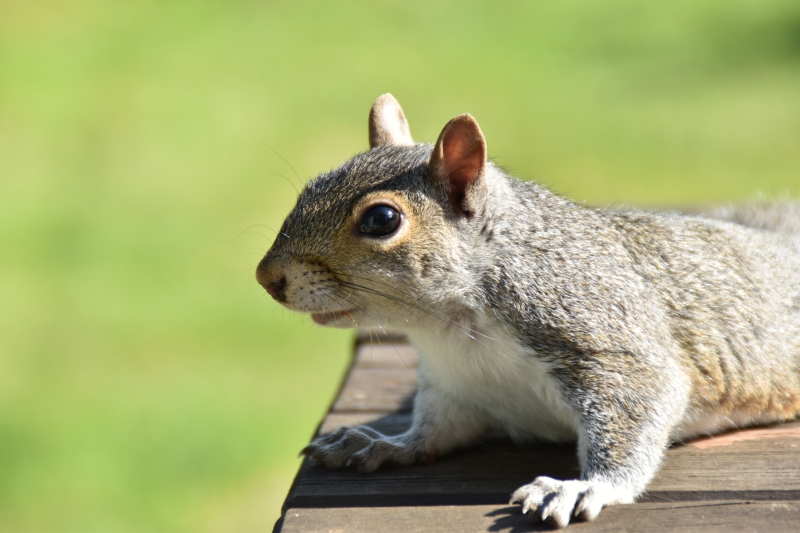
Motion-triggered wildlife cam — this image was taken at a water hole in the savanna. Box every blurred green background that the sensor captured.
[1,0,798,530]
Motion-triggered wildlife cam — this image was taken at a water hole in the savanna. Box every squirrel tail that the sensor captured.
[707,200,800,235]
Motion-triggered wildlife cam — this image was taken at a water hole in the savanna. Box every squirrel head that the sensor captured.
[256,94,499,330]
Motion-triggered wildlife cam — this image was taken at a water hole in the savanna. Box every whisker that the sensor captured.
[240,262,262,275]
[325,291,410,369]
[322,263,474,332]
[341,292,404,359]
[236,224,279,240]
[261,141,304,192]
[334,280,503,354]
[327,267,497,341]
[265,172,300,196]
[307,254,500,351]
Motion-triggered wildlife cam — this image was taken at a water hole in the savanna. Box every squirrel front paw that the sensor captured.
[509,476,633,529]
[300,425,433,474]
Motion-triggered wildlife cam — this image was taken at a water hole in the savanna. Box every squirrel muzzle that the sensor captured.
[256,258,288,304]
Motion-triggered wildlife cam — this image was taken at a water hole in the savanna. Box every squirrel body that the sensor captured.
[257,94,800,528]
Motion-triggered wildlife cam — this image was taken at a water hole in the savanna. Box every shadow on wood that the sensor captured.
[277,332,800,532]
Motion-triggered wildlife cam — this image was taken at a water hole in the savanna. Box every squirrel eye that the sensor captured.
[360,205,400,237]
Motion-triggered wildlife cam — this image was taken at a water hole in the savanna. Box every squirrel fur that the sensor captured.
[256,94,800,528]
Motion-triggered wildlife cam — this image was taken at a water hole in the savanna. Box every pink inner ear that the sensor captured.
[442,123,484,190]
[429,114,487,216]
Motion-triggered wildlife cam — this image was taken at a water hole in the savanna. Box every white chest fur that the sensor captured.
[406,317,581,443]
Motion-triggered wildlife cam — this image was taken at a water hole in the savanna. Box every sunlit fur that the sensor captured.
[258,114,800,528]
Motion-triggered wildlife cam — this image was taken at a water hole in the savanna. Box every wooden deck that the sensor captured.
[275,331,800,532]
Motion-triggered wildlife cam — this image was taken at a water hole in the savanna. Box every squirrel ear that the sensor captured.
[428,114,487,216]
[369,94,414,148]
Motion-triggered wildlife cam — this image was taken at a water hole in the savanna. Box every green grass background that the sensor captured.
[1,0,799,530]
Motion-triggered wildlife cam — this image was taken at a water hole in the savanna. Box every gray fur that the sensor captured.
[257,100,800,528]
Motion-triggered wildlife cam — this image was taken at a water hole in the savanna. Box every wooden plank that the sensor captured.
[279,501,800,533]
[652,424,800,492]
[286,420,800,509]
[356,327,407,344]
[284,439,580,509]
[331,366,416,413]
[353,342,419,369]
[278,334,800,531]
[318,412,412,436]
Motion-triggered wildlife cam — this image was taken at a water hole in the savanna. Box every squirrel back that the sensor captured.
[708,201,800,234]
[258,94,800,527]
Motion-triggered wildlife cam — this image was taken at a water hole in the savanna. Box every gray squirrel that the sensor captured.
[256,94,800,528]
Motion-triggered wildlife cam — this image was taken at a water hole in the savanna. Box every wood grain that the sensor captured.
[331,366,417,413]
[277,334,800,532]
[279,501,800,533]
[353,342,419,369]
[286,424,800,508]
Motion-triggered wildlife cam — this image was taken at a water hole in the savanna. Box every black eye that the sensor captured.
[360,205,401,236]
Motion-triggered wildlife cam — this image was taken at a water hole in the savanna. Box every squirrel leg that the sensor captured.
[511,362,684,528]
[301,382,488,474]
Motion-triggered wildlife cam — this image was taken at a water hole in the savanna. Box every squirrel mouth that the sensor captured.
[310,310,355,325]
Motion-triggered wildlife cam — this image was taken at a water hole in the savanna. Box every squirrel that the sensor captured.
[256,94,800,528]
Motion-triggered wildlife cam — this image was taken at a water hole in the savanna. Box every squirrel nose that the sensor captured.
[256,260,288,303]
[265,276,287,302]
